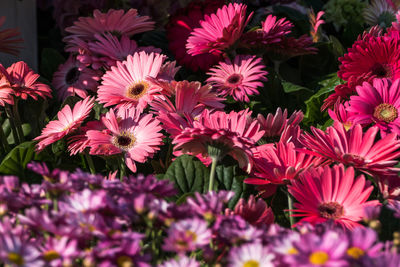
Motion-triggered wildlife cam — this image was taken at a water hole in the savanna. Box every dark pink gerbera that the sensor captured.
[288,164,380,229]
[301,121,400,178]
[166,0,224,71]
[347,78,400,137]
[186,3,252,56]
[338,35,400,81]
[206,55,268,102]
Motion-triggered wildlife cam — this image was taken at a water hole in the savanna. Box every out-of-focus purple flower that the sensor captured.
[0,232,43,266]
[346,227,383,265]
[187,191,234,220]
[39,236,80,266]
[125,174,177,198]
[374,250,400,267]
[158,256,200,267]
[388,200,400,218]
[228,242,275,267]
[214,215,263,245]
[272,231,301,257]
[363,205,382,222]
[163,218,211,254]
[59,189,109,214]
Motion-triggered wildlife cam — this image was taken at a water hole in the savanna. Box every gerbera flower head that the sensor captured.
[328,102,354,130]
[228,195,274,227]
[52,55,101,101]
[173,109,264,172]
[0,64,14,106]
[363,0,396,27]
[300,121,400,177]
[347,78,400,137]
[166,0,224,71]
[34,96,94,152]
[97,51,167,111]
[266,35,317,60]
[338,35,400,81]
[186,3,253,56]
[86,107,163,172]
[64,9,154,43]
[206,55,268,102]
[0,16,23,56]
[6,61,52,100]
[228,243,275,267]
[288,164,380,229]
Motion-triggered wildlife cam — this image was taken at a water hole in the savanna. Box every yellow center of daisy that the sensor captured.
[8,252,24,265]
[318,202,344,220]
[309,251,329,265]
[226,73,243,86]
[43,250,60,262]
[288,247,299,255]
[116,255,133,267]
[112,131,136,150]
[243,260,260,267]
[347,247,365,259]
[126,81,149,100]
[373,103,398,123]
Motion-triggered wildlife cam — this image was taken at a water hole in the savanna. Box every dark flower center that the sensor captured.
[112,132,136,150]
[318,202,344,220]
[373,103,398,123]
[370,63,391,78]
[127,81,149,99]
[65,67,80,85]
[226,73,243,85]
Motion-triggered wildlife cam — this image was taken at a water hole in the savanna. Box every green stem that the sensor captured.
[119,157,126,181]
[0,122,10,153]
[85,152,96,174]
[287,192,295,227]
[53,198,58,212]
[12,99,24,142]
[5,106,20,145]
[208,157,218,192]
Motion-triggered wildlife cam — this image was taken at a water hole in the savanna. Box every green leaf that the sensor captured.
[40,48,65,80]
[0,141,41,177]
[281,80,312,94]
[329,35,345,57]
[163,155,210,198]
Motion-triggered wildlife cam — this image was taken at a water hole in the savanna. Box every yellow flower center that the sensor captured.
[288,247,299,255]
[243,260,260,267]
[43,250,60,262]
[347,247,365,259]
[126,81,149,100]
[117,255,133,267]
[8,252,24,265]
[309,251,329,265]
[373,103,398,123]
[185,230,197,241]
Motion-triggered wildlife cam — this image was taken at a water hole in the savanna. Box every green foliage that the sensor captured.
[40,48,65,80]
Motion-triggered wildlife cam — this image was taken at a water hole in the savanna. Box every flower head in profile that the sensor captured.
[288,164,380,229]
[6,61,51,100]
[186,3,252,56]
[173,109,264,172]
[86,107,163,172]
[97,51,167,112]
[0,64,15,106]
[52,55,101,101]
[0,16,23,56]
[206,55,268,102]
[228,243,275,267]
[34,96,94,152]
[364,0,396,27]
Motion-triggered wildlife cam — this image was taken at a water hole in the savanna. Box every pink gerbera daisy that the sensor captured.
[338,35,400,81]
[86,108,163,172]
[64,9,154,43]
[0,16,23,56]
[173,109,264,172]
[300,121,400,177]
[288,164,380,229]
[186,3,252,56]
[5,61,51,100]
[0,64,15,106]
[97,51,167,111]
[206,55,268,102]
[52,55,101,101]
[34,96,94,152]
[347,78,400,137]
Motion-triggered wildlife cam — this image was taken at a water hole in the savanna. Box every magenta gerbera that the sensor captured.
[97,51,167,111]
[86,108,163,173]
[347,78,400,137]
[186,3,252,56]
[288,164,380,229]
[206,55,268,102]
[34,96,95,152]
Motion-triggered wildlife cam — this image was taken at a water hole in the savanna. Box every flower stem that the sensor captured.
[287,192,295,227]
[0,122,10,153]
[85,152,96,174]
[12,99,24,142]
[119,157,126,181]
[208,157,218,192]
[5,105,20,145]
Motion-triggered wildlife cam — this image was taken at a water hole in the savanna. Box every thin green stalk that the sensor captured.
[85,152,96,174]
[12,99,24,142]
[5,106,20,145]
[119,157,126,181]
[0,123,10,153]
[208,157,218,192]
[53,198,58,212]
[287,193,295,227]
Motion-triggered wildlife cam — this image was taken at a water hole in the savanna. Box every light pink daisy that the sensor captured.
[288,164,380,229]
[97,51,167,111]
[64,9,154,43]
[300,121,400,177]
[67,120,104,155]
[173,109,264,172]
[206,55,268,102]
[6,61,51,100]
[86,108,163,172]
[347,78,400,137]
[186,3,252,56]
[52,55,101,101]
[34,96,95,152]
